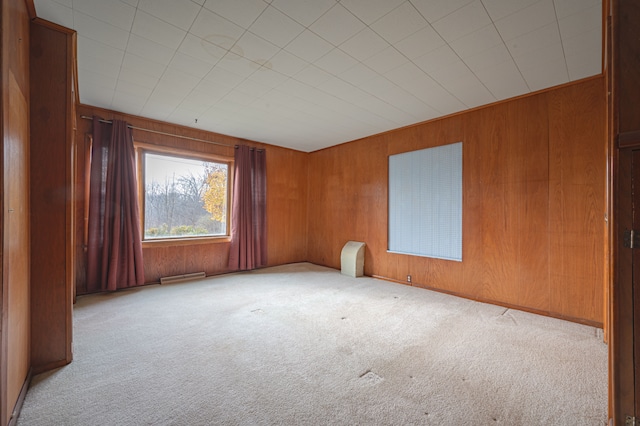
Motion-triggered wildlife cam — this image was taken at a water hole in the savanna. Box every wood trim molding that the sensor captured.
[24,0,36,20]
[7,368,31,426]
[30,17,75,34]
[134,141,233,163]
[141,236,231,248]
[31,358,71,376]
[71,31,79,114]
[618,130,640,148]
[65,26,75,366]
[371,274,604,329]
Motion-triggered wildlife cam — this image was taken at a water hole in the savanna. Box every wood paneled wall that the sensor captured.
[1,0,31,424]
[29,20,74,373]
[308,77,606,326]
[74,104,308,292]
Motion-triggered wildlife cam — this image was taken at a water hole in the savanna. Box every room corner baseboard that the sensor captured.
[8,368,32,426]
[32,358,72,375]
[372,274,603,328]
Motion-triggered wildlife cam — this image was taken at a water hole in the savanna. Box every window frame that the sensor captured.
[134,142,233,246]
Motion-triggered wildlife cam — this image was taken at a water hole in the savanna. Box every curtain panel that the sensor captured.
[86,117,145,292]
[228,145,267,271]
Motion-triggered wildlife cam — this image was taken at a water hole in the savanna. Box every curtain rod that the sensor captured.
[80,115,233,148]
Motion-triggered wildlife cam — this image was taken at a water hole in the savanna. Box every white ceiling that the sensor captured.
[34,0,602,152]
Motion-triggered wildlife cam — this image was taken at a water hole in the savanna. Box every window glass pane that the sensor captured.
[144,152,228,239]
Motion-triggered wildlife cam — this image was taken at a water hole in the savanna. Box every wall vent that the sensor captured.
[160,272,206,285]
[341,241,365,278]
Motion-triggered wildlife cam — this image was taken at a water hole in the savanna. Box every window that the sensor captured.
[388,142,462,261]
[139,149,230,240]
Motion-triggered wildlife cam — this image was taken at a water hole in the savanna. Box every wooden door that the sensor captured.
[614,147,640,424]
[633,150,640,420]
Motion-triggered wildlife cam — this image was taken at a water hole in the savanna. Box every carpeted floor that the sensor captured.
[17,263,607,425]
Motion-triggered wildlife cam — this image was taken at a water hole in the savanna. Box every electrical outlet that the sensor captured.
[407,275,411,283]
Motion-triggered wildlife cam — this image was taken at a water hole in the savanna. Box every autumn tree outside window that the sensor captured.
[136,148,231,241]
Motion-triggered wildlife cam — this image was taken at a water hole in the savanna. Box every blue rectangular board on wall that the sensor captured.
[388,142,463,261]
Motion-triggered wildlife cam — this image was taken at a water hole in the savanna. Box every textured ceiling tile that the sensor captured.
[202,0,268,28]
[131,10,186,50]
[364,46,410,75]
[233,32,280,66]
[507,22,561,60]
[557,3,601,39]
[271,0,336,27]
[513,42,565,71]
[409,0,474,23]
[394,25,445,60]
[168,52,213,79]
[73,11,129,50]
[553,0,601,19]
[481,0,539,21]
[178,34,226,65]
[449,24,503,60]
[340,0,404,25]
[520,57,569,91]
[285,30,334,63]
[462,43,512,74]
[137,0,201,30]
[293,64,333,87]
[371,2,427,44]
[310,4,365,46]
[127,34,176,66]
[249,6,304,48]
[495,0,556,41]
[413,45,460,76]
[432,1,492,42]
[73,0,136,30]
[474,59,529,99]
[190,8,244,49]
[314,48,359,75]
[340,28,390,62]
[269,50,309,77]
[118,66,161,89]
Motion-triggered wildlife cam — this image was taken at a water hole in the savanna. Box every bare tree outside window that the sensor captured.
[143,153,228,239]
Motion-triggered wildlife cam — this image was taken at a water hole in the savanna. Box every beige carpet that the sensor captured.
[17,263,607,425]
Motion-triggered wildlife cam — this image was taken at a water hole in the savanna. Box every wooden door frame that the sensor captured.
[608,0,640,422]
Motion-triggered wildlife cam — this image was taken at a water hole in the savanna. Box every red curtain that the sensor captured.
[86,117,145,292]
[228,145,267,271]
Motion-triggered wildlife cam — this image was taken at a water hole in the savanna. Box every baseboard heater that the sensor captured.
[160,272,206,285]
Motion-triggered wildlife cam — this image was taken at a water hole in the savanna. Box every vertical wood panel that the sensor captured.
[6,69,30,426]
[308,77,605,325]
[1,0,31,423]
[29,21,74,372]
[518,179,550,311]
[266,148,308,266]
[507,94,550,312]
[548,78,606,322]
[462,114,486,299]
[307,149,336,267]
